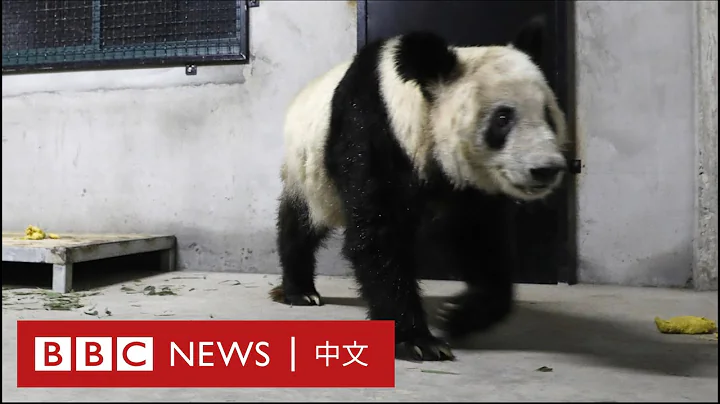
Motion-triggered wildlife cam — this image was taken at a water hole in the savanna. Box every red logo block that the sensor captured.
[17,320,395,388]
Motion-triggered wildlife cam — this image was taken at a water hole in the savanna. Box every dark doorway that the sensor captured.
[357,0,577,285]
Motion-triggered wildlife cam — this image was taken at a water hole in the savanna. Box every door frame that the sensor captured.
[356,0,579,285]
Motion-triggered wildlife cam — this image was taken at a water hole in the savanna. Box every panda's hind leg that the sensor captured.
[269,192,330,306]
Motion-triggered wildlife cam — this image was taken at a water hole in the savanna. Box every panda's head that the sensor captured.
[400,15,569,201]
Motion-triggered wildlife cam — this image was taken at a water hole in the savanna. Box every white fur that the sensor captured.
[377,38,433,178]
[281,61,351,229]
[280,37,567,230]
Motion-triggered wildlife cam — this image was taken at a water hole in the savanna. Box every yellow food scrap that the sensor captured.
[21,225,60,240]
[654,316,717,335]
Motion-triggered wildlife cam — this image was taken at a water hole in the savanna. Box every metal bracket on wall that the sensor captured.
[570,159,582,174]
[182,1,256,76]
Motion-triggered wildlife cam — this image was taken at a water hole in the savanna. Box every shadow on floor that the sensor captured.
[323,295,718,378]
[2,251,165,292]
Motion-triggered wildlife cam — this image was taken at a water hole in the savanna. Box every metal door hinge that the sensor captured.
[570,159,582,174]
[247,0,260,8]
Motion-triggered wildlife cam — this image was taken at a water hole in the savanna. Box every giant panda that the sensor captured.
[269,15,568,362]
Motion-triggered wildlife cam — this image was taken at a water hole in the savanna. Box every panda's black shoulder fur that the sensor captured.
[323,32,464,211]
[324,34,426,221]
[323,31,461,190]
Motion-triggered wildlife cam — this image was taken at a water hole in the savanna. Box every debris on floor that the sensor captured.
[21,225,60,240]
[154,311,175,317]
[420,369,460,375]
[535,366,554,372]
[654,316,717,335]
[43,293,84,311]
[120,285,178,296]
[2,289,98,311]
[142,285,177,296]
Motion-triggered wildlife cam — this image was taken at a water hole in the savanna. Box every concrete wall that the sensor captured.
[575,0,717,289]
[693,0,718,291]
[2,1,717,289]
[2,1,356,276]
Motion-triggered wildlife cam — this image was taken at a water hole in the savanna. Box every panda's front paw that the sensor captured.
[437,289,512,338]
[437,300,474,338]
[268,284,322,306]
[395,334,455,362]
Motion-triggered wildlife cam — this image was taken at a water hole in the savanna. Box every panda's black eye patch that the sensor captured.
[484,106,516,149]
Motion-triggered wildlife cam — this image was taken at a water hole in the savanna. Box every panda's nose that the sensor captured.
[530,164,565,184]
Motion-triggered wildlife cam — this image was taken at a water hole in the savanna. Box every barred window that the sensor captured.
[2,0,249,74]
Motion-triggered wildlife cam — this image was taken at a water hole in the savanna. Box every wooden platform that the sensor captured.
[2,232,177,293]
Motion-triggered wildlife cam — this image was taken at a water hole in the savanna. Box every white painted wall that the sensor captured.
[2,1,356,275]
[2,1,716,288]
[575,0,715,288]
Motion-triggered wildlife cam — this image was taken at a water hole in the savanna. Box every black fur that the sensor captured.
[324,39,458,361]
[394,32,460,100]
[274,17,546,362]
[511,13,547,68]
[272,194,329,306]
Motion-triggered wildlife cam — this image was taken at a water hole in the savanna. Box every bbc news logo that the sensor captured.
[34,337,153,372]
[34,337,370,372]
[17,320,395,388]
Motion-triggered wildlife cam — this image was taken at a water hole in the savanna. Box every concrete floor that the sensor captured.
[2,270,718,402]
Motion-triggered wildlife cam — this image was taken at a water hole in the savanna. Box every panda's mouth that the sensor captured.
[495,171,555,200]
[506,180,553,199]
[515,184,550,196]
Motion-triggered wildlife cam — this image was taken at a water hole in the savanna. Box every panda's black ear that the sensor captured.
[510,14,548,68]
[395,31,460,90]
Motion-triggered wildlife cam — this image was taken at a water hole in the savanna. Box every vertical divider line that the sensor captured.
[290,336,296,372]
